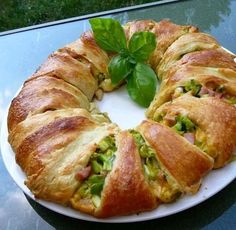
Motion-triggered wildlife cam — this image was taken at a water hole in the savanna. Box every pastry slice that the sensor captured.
[64,31,114,92]
[31,51,97,100]
[147,65,236,115]
[71,131,157,217]
[157,33,220,80]
[129,129,182,202]
[8,108,111,152]
[137,121,213,193]
[7,76,90,132]
[9,109,118,204]
[167,48,236,77]
[152,95,236,168]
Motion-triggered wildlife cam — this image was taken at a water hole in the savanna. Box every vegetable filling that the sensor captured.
[73,136,117,208]
[130,130,181,202]
[172,80,236,104]
[131,130,159,180]
[173,114,196,135]
[156,113,208,152]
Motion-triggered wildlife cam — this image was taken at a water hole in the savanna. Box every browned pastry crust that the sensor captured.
[137,121,213,193]
[168,48,236,75]
[152,95,236,168]
[7,75,90,132]
[95,131,157,217]
[157,32,220,80]
[147,65,236,111]
[9,108,118,204]
[64,31,115,92]
[31,51,98,100]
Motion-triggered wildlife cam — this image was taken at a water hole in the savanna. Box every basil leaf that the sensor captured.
[89,18,127,52]
[108,55,133,85]
[127,63,157,107]
[129,32,156,62]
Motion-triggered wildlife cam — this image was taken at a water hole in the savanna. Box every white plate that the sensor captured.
[1,85,236,223]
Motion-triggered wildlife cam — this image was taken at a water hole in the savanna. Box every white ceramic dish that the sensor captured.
[1,85,236,223]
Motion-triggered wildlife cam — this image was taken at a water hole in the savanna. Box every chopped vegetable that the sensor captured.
[225,96,236,104]
[130,130,159,180]
[92,195,101,207]
[77,136,117,206]
[173,115,196,134]
[184,79,202,96]
[89,175,105,195]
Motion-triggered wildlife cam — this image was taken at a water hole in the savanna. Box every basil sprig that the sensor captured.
[127,63,157,107]
[89,18,127,52]
[89,18,158,107]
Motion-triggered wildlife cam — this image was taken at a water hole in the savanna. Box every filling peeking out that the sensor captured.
[172,79,236,104]
[155,113,208,153]
[130,130,181,203]
[70,136,117,212]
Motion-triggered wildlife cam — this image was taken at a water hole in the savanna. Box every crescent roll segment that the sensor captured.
[124,20,198,70]
[65,31,114,92]
[137,121,214,193]
[7,76,90,133]
[13,112,118,204]
[129,130,181,203]
[168,48,236,76]
[8,108,110,153]
[147,66,236,114]
[31,51,97,100]
[157,33,220,80]
[95,131,157,217]
[150,20,198,69]
[153,95,236,168]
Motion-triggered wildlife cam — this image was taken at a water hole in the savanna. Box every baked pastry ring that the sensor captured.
[7,19,236,218]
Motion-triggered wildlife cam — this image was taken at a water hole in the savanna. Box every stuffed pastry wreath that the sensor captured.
[7,19,236,218]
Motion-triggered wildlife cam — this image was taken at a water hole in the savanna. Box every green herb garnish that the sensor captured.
[89,18,158,107]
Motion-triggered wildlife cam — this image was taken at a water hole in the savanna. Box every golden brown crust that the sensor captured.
[8,108,93,152]
[10,111,118,204]
[137,121,213,193]
[147,65,236,113]
[157,33,220,79]
[7,76,90,132]
[65,31,113,91]
[95,131,157,217]
[153,95,236,168]
[16,116,96,175]
[169,48,236,75]
[31,51,97,100]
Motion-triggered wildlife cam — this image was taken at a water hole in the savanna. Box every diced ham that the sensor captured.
[199,86,209,96]
[215,92,224,99]
[164,113,176,126]
[184,132,195,144]
[207,89,216,97]
[199,86,225,99]
[75,165,91,181]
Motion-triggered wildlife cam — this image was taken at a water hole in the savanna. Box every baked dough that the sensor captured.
[7,19,236,218]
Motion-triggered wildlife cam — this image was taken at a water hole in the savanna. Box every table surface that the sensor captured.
[0,0,236,229]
